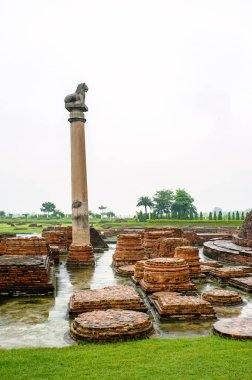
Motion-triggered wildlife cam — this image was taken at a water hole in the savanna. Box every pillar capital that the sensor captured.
[68,110,86,123]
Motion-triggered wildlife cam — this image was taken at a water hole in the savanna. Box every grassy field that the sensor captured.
[0,217,242,235]
[0,336,251,380]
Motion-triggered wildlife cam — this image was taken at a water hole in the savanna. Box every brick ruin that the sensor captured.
[204,211,252,265]
[70,309,153,342]
[42,226,108,252]
[69,285,147,316]
[0,255,54,296]
[139,258,197,294]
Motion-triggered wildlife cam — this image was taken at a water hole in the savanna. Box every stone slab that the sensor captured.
[213,318,252,339]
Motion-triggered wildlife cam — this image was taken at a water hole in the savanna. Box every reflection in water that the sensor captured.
[0,245,251,348]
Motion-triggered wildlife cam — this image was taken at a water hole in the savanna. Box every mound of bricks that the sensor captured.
[0,237,50,256]
[69,285,147,316]
[213,318,252,340]
[174,246,203,279]
[202,289,242,305]
[140,258,196,294]
[144,226,183,235]
[200,260,223,268]
[133,260,147,283]
[115,264,135,276]
[201,265,215,274]
[153,293,216,321]
[228,277,252,293]
[112,234,147,267]
[0,255,54,296]
[67,244,94,266]
[70,309,153,342]
[154,238,190,259]
[143,230,184,258]
[150,291,181,303]
[210,266,252,282]
[49,245,60,264]
[55,226,72,249]
[42,231,67,251]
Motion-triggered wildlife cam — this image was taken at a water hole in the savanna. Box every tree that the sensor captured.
[232,212,235,220]
[171,189,196,219]
[200,211,203,220]
[209,212,213,220]
[136,196,154,214]
[236,211,240,220]
[40,202,56,217]
[98,205,107,219]
[137,210,147,222]
[213,207,222,213]
[241,211,245,220]
[228,212,231,221]
[153,190,174,218]
[0,210,5,217]
[218,211,222,220]
[213,211,217,220]
[106,211,116,219]
[53,209,65,218]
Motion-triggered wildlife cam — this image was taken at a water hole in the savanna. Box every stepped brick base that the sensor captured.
[202,289,242,305]
[140,258,197,294]
[115,265,135,276]
[69,285,147,315]
[67,244,95,266]
[153,293,216,321]
[228,277,252,293]
[70,309,153,342]
[174,246,203,279]
[112,234,147,267]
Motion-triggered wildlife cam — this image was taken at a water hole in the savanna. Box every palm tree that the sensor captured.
[98,205,107,219]
[136,196,154,214]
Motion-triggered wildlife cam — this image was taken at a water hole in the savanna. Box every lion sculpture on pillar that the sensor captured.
[64,83,88,112]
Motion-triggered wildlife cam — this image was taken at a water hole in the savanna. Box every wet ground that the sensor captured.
[0,245,251,348]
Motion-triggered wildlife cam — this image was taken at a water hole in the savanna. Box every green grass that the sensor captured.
[93,219,243,229]
[0,336,251,380]
[0,217,242,235]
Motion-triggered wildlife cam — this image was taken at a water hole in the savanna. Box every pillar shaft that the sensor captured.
[70,119,90,245]
[65,83,94,266]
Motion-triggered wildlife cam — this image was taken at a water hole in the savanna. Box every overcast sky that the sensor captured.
[0,0,251,215]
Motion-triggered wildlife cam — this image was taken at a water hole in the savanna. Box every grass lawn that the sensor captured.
[0,336,251,380]
[0,217,242,235]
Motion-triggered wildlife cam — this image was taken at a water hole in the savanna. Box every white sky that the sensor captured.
[0,0,252,215]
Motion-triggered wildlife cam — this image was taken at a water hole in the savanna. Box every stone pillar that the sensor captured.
[64,83,95,266]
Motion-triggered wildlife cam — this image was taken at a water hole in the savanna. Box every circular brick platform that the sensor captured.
[115,264,135,276]
[213,318,252,339]
[70,309,153,342]
[202,289,242,305]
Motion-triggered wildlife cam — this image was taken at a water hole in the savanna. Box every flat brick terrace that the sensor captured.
[204,240,252,266]
[0,255,54,296]
[213,317,252,339]
[210,266,252,282]
[69,285,147,316]
[228,277,252,293]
